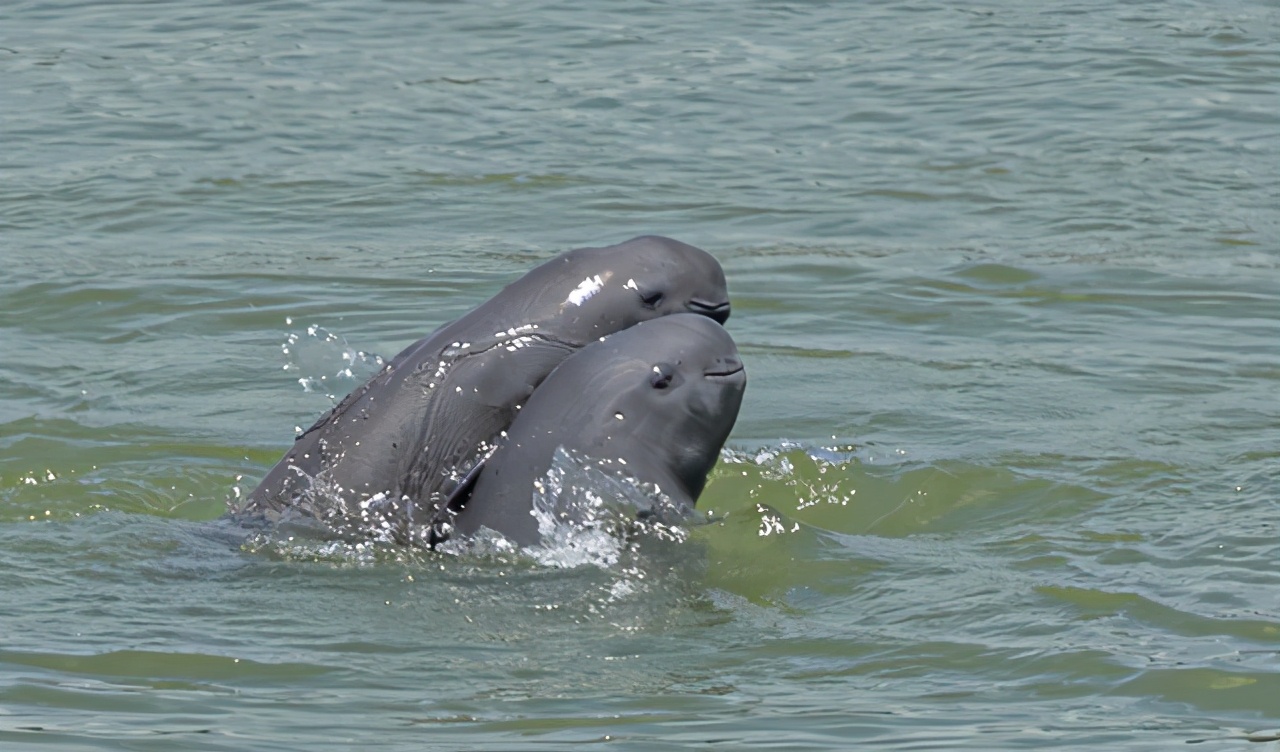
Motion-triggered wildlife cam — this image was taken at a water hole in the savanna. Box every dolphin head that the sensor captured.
[586,314,747,502]
[516,236,731,345]
[451,313,746,545]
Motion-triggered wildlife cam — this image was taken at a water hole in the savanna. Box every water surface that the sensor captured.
[2,0,1278,749]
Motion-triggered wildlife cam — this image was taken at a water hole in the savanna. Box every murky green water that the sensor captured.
[3,0,1278,749]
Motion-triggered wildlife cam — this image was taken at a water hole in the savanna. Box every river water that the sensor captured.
[2,0,1278,749]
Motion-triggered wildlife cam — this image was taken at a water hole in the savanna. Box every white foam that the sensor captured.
[516,447,696,569]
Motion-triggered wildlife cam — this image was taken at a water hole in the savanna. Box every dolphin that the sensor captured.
[445,313,746,547]
[241,236,731,545]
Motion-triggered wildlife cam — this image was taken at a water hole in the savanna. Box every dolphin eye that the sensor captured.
[650,363,676,390]
[639,290,665,309]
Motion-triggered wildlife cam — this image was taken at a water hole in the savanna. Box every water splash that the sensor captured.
[435,447,698,570]
[279,321,384,399]
[530,447,699,566]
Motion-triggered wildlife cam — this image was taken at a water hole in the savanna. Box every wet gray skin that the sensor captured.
[447,314,746,547]
[240,236,730,544]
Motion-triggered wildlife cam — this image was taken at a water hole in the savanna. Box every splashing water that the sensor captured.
[435,447,699,570]
[279,321,384,399]
[528,447,699,567]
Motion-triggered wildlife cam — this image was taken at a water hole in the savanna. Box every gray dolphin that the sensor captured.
[242,236,731,544]
[446,313,746,547]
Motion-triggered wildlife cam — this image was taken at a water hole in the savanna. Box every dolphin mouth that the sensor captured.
[704,362,745,380]
[687,298,731,324]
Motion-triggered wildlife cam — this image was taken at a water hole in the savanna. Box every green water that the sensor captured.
[2,0,1278,749]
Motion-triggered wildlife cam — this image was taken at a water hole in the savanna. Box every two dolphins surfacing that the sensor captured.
[241,236,746,549]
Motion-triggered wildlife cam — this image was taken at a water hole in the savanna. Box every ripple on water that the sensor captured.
[2,0,1278,742]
